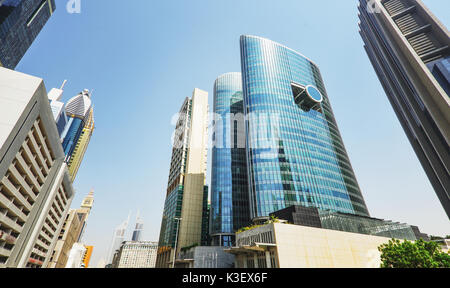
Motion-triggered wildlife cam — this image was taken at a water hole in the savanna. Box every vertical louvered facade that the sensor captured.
[358,0,450,218]
[0,67,74,268]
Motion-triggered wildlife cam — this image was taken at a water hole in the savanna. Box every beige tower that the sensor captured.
[46,190,94,268]
[67,108,95,182]
[156,89,209,268]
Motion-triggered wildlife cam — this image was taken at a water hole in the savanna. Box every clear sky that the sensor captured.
[15,0,449,267]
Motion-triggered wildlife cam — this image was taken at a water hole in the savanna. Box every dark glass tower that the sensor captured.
[240,35,370,221]
[0,0,56,69]
[210,73,251,246]
[358,0,449,218]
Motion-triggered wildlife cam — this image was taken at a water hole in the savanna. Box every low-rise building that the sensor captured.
[112,241,158,268]
[227,222,401,268]
[175,246,235,268]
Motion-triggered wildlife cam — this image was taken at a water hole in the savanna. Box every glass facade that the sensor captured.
[158,185,183,248]
[61,117,84,158]
[210,73,250,246]
[240,35,369,220]
[0,0,55,69]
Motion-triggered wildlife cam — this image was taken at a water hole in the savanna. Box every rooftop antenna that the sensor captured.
[60,80,67,90]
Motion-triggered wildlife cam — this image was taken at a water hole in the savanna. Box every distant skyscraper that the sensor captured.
[210,72,250,247]
[358,0,449,217]
[240,35,370,221]
[0,0,56,69]
[131,212,144,242]
[0,67,74,268]
[60,89,94,181]
[156,89,209,268]
[107,214,130,265]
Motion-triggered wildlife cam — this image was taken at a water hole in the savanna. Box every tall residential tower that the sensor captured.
[358,0,450,217]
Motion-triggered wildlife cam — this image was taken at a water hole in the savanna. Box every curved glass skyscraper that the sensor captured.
[210,73,250,246]
[240,35,370,220]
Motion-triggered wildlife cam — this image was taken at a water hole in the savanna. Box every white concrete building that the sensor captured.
[227,222,405,268]
[113,241,158,268]
[0,67,74,268]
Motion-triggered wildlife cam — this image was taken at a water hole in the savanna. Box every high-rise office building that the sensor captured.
[47,85,95,182]
[358,0,449,218]
[67,107,95,182]
[156,89,209,268]
[0,0,56,69]
[0,67,74,268]
[46,190,94,268]
[76,189,94,242]
[47,208,83,268]
[240,35,370,221]
[210,73,250,247]
[60,89,93,169]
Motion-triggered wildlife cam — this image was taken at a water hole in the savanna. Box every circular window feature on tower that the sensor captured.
[291,82,323,112]
[306,85,323,103]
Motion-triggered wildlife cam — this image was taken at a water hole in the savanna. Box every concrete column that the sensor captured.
[254,254,258,268]
[265,250,271,268]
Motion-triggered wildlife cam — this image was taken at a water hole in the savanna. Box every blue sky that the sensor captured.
[15,0,449,266]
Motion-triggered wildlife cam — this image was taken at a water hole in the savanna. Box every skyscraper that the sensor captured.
[107,214,130,265]
[47,190,94,268]
[0,0,56,69]
[0,67,74,268]
[210,73,250,247]
[156,89,209,268]
[67,107,95,182]
[240,35,370,221]
[77,189,94,242]
[358,0,449,218]
[60,89,94,181]
[131,211,144,242]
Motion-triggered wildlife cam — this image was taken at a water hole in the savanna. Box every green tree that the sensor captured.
[378,239,450,268]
